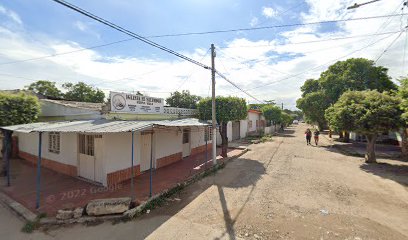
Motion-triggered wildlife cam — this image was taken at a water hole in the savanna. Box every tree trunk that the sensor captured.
[401,128,408,160]
[344,131,350,143]
[1,130,12,176]
[219,122,228,157]
[365,134,377,163]
[339,131,344,139]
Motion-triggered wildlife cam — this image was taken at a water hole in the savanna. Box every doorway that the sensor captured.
[140,133,152,172]
[78,134,103,183]
[182,129,191,158]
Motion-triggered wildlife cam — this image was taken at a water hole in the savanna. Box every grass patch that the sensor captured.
[21,213,47,233]
[260,134,273,143]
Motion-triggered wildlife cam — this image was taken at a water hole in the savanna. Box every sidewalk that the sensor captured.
[0,147,244,217]
[321,132,402,159]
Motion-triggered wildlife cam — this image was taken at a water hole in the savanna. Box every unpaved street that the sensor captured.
[3,124,408,239]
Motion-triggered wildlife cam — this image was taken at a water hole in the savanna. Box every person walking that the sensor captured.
[305,128,312,145]
[314,129,320,146]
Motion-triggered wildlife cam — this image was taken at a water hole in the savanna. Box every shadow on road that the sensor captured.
[360,162,408,187]
[120,157,266,240]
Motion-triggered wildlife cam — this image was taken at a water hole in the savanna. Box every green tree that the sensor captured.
[166,90,202,109]
[298,58,396,130]
[398,77,408,157]
[280,112,294,127]
[26,80,63,98]
[198,96,247,157]
[325,90,403,163]
[0,92,40,175]
[300,79,320,97]
[63,82,105,103]
[296,91,330,130]
[261,105,282,128]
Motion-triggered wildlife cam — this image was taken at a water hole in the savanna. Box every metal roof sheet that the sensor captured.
[1,118,209,133]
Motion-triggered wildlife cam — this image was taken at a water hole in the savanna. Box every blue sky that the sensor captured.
[0,0,407,109]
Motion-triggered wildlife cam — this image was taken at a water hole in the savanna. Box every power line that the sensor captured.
[375,31,405,62]
[241,31,399,92]
[50,0,212,70]
[145,13,408,38]
[218,30,403,49]
[214,70,264,103]
[0,12,405,67]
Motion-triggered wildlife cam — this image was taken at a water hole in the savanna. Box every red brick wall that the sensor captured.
[19,151,77,176]
[156,152,182,168]
[191,143,212,156]
[107,165,141,186]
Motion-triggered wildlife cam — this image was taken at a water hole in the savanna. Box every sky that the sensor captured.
[0,0,407,109]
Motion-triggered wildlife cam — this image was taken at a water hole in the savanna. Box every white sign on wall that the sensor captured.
[110,91,164,114]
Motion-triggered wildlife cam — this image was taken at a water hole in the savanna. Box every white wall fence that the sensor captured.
[163,107,198,116]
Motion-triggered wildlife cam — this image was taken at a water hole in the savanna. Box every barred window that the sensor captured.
[182,130,190,144]
[248,120,253,129]
[205,127,213,141]
[79,134,102,156]
[48,132,60,154]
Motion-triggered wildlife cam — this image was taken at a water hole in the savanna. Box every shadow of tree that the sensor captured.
[125,157,266,240]
[360,162,408,187]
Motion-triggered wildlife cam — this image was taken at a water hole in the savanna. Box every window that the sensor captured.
[48,132,60,154]
[79,134,102,156]
[248,120,252,129]
[256,120,259,128]
[205,127,212,141]
[182,130,190,144]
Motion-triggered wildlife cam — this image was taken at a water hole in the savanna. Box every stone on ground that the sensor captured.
[86,198,131,216]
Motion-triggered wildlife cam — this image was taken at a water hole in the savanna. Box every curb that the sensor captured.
[0,191,37,222]
[1,148,249,227]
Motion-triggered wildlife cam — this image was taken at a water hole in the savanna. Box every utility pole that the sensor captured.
[281,103,283,110]
[211,44,217,165]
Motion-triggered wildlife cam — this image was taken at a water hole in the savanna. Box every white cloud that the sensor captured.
[0,0,406,109]
[74,21,87,32]
[262,7,277,19]
[250,17,258,27]
[0,5,22,25]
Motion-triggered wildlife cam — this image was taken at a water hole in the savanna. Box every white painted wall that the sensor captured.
[191,127,210,148]
[154,129,182,159]
[240,120,248,138]
[247,112,260,132]
[17,132,78,167]
[103,132,140,175]
[216,121,233,144]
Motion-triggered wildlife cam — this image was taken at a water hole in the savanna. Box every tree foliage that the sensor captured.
[166,90,201,109]
[261,105,282,124]
[0,92,40,127]
[399,77,408,123]
[296,91,330,130]
[198,96,247,157]
[280,112,294,127]
[63,82,105,103]
[325,90,402,163]
[26,80,63,99]
[297,58,396,130]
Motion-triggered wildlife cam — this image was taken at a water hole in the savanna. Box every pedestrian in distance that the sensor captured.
[314,129,320,146]
[305,128,312,145]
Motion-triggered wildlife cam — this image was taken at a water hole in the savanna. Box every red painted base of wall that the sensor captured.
[19,151,77,176]
[191,143,212,155]
[107,165,141,186]
[156,152,182,168]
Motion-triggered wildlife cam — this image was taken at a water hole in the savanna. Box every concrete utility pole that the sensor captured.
[281,103,283,110]
[211,44,217,165]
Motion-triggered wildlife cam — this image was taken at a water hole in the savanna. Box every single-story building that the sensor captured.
[3,118,212,187]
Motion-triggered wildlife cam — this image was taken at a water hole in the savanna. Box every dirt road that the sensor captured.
[3,124,408,239]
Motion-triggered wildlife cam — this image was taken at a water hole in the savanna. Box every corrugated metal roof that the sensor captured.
[1,118,209,133]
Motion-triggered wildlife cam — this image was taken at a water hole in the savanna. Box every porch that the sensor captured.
[0,147,241,216]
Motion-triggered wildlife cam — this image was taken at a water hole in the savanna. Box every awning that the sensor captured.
[0,118,209,134]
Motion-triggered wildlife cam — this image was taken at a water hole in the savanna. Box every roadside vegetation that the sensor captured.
[296,57,407,162]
